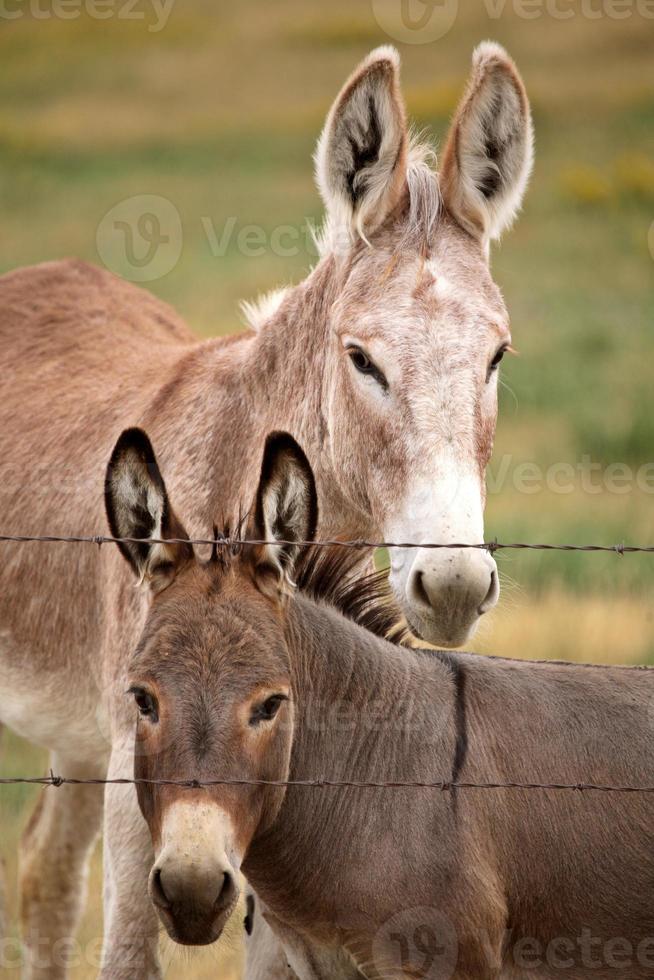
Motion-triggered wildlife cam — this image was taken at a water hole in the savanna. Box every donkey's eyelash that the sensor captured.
[128,685,159,722]
[345,345,389,392]
[486,343,514,382]
[249,693,289,726]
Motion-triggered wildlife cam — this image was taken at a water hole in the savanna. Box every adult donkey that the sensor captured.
[0,41,532,978]
[108,427,654,980]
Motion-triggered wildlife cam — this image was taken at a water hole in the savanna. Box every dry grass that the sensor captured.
[475,589,654,665]
[0,2,652,976]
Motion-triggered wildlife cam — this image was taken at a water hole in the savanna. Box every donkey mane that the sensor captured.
[206,524,409,645]
[207,514,412,646]
[293,545,410,645]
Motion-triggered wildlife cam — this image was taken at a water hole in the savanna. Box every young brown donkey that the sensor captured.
[0,42,532,977]
[109,429,654,980]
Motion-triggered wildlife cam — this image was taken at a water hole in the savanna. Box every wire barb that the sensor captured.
[1,532,654,553]
[0,774,653,793]
[0,529,652,796]
[48,768,64,788]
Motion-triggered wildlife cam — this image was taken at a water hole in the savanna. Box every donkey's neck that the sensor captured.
[243,596,459,938]
[188,257,372,541]
[245,259,370,539]
[246,265,330,448]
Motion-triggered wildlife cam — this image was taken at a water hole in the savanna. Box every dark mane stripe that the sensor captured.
[294,546,410,645]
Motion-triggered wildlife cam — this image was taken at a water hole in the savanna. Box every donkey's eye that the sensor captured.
[345,345,388,392]
[249,694,288,726]
[487,345,509,380]
[128,686,158,722]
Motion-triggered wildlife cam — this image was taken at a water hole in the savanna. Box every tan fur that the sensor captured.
[0,40,532,978]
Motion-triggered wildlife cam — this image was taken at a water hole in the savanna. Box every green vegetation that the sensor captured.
[0,2,653,976]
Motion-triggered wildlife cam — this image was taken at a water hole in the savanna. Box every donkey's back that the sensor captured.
[0,257,198,590]
[459,652,654,978]
[0,258,194,367]
[0,259,197,475]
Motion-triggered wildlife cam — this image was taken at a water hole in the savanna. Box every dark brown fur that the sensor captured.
[120,437,654,980]
[133,535,654,980]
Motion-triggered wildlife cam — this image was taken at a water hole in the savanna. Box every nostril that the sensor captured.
[151,867,171,910]
[410,570,431,610]
[216,870,236,911]
[479,570,499,615]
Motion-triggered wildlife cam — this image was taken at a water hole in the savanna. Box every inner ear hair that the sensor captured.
[315,45,408,242]
[253,433,318,590]
[441,42,533,245]
[262,463,310,574]
[105,428,192,591]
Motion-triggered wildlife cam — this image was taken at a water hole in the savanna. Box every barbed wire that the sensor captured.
[0,773,653,793]
[1,531,653,794]
[0,532,651,554]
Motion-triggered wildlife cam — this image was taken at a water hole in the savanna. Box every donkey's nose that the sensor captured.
[152,863,236,912]
[149,859,239,945]
[405,548,499,648]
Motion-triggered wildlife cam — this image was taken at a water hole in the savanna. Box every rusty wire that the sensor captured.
[0,532,651,554]
[1,530,653,794]
[0,773,653,793]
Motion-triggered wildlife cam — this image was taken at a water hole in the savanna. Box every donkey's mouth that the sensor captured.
[404,604,482,650]
[156,894,239,947]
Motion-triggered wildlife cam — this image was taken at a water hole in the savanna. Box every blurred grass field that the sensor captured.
[0,1,653,976]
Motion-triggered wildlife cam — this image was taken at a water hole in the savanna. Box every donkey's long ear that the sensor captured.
[315,45,408,242]
[251,433,318,594]
[440,42,533,248]
[105,428,193,593]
